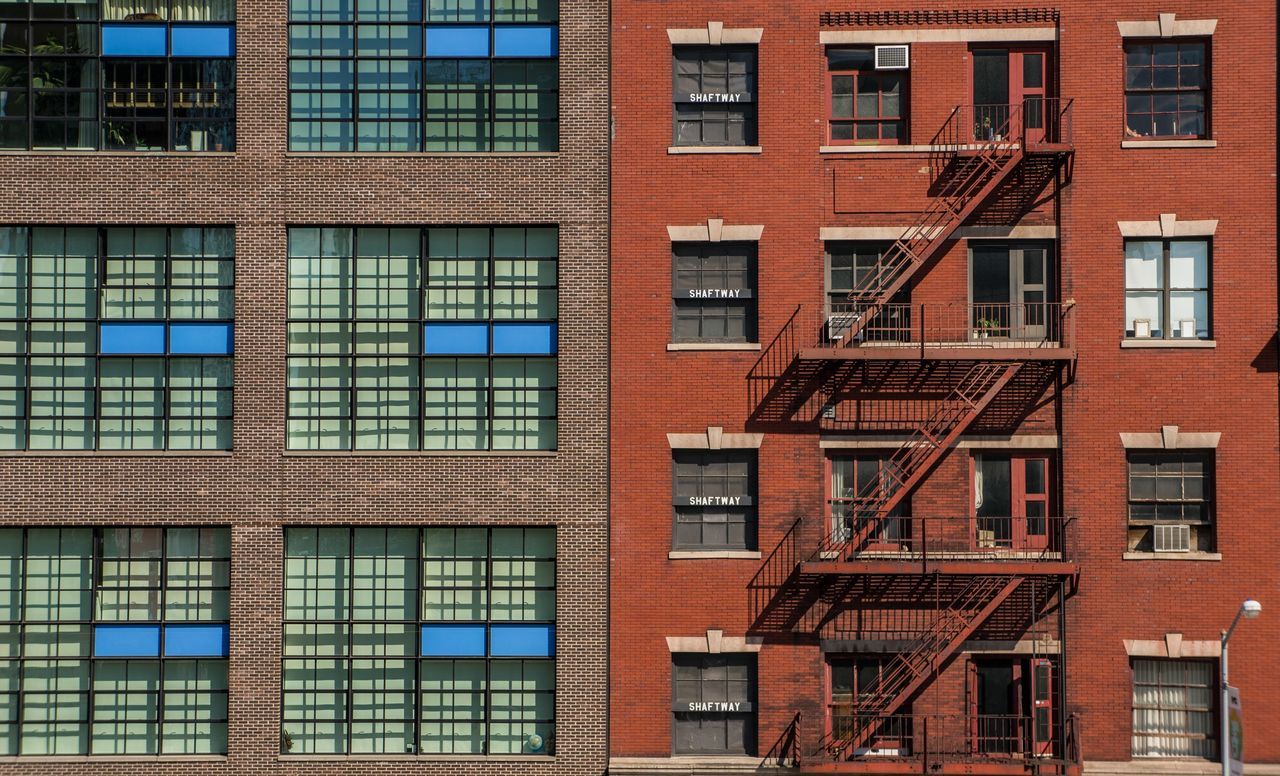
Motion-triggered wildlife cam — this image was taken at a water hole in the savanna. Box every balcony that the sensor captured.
[813,515,1075,572]
[813,301,1073,359]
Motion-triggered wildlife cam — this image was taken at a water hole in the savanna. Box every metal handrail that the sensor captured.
[814,515,1075,563]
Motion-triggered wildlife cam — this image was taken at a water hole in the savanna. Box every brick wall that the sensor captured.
[611,0,1278,767]
[0,0,609,772]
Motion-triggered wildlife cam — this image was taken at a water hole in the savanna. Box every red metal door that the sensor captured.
[1011,456,1050,552]
[1031,658,1055,756]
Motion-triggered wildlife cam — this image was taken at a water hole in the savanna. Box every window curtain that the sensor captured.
[103,0,235,21]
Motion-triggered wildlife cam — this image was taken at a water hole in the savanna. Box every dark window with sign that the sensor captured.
[672,450,757,551]
[672,242,757,343]
[672,46,757,147]
[1124,40,1208,139]
[826,48,906,144]
[672,654,756,755]
[1127,451,1214,552]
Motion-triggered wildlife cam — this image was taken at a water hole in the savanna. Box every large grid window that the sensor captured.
[672,653,755,755]
[826,48,905,144]
[671,242,756,343]
[286,226,557,452]
[1124,239,1210,340]
[1127,451,1213,552]
[672,450,756,551]
[672,46,756,147]
[0,526,230,756]
[0,0,235,151]
[1132,659,1216,759]
[287,0,558,152]
[282,526,556,756]
[0,226,234,451]
[1124,40,1208,140]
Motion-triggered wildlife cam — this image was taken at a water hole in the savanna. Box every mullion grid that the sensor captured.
[671,243,754,343]
[286,226,557,451]
[282,526,556,756]
[1,226,233,451]
[0,527,228,756]
[287,0,558,152]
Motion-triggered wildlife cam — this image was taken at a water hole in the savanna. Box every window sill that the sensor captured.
[285,151,560,158]
[283,450,557,457]
[278,754,555,762]
[1123,551,1222,562]
[1121,139,1217,149]
[669,550,762,560]
[0,450,232,457]
[610,756,764,773]
[0,150,235,157]
[667,146,762,155]
[1121,339,1216,349]
[666,342,761,352]
[0,755,228,762]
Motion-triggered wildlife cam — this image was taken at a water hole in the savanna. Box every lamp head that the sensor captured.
[1241,599,1262,619]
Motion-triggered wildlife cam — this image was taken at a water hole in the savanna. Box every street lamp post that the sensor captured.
[1220,599,1261,776]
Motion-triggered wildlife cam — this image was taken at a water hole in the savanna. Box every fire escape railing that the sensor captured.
[814,515,1075,564]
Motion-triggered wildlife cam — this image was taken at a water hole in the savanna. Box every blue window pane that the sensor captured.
[170,323,234,355]
[102,24,168,56]
[425,25,489,57]
[99,323,166,355]
[164,624,230,657]
[493,25,557,58]
[421,624,486,657]
[489,624,554,657]
[492,322,556,355]
[423,323,488,354]
[171,25,236,57]
[95,624,161,657]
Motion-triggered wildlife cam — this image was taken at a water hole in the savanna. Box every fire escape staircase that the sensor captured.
[820,575,1025,759]
[749,362,1021,632]
[838,109,1026,344]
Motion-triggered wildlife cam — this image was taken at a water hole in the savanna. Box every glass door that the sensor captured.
[973,454,1053,552]
[971,48,1052,142]
[970,243,1052,342]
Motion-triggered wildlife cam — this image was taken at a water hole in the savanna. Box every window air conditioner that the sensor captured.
[1153,524,1191,553]
[828,314,855,341]
[875,45,910,70]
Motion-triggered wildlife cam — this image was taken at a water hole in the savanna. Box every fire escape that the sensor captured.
[750,100,1080,775]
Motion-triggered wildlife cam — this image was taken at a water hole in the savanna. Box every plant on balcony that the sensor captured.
[974,317,1002,340]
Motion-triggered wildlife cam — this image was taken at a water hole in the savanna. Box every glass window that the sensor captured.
[282,526,555,756]
[671,653,755,755]
[672,451,756,551]
[1132,659,1216,758]
[0,0,236,151]
[288,0,558,151]
[672,46,757,146]
[0,527,229,756]
[671,242,756,343]
[1124,41,1208,139]
[826,48,905,144]
[286,226,557,451]
[0,226,234,451]
[829,455,906,544]
[1127,451,1213,552]
[1124,239,1209,340]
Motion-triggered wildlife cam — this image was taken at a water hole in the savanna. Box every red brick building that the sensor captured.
[609,2,1278,774]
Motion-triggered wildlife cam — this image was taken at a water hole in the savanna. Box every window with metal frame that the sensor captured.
[1131,658,1216,759]
[0,226,234,451]
[829,655,912,752]
[285,226,557,451]
[0,526,230,756]
[1126,451,1213,553]
[1124,40,1208,139]
[671,242,756,343]
[672,450,756,551]
[826,48,905,144]
[287,0,558,152]
[671,45,756,146]
[828,455,907,545]
[1124,239,1210,340]
[672,653,755,755]
[0,0,235,151]
[825,242,911,342]
[281,526,556,756]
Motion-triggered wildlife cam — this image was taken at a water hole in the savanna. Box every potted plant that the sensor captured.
[974,317,1001,340]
